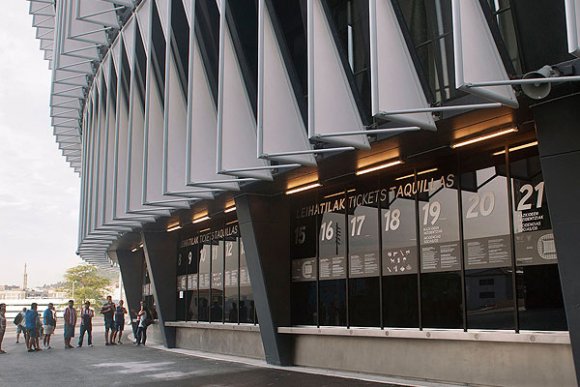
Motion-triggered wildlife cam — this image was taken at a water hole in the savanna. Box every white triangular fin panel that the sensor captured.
[309,0,369,149]
[165,52,218,198]
[219,21,272,180]
[565,0,580,57]
[143,66,192,207]
[155,0,170,39]
[182,0,193,24]
[122,18,136,70]
[111,38,121,72]
[373,0,436,130]
[136,1,151,52]
[77,0,120,28]
[261,3,316,167]
[453,0,518,108]
[189,34,239,190]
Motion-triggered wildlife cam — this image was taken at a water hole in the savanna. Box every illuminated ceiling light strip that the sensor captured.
[395,167,439,181]
[167,224,182,232]
[224,206,237,213]
[286,182,322,195]
[493,141,538,156]
[356,160,403,176]
[131,247,138,253]
[451,128,518,149]
[192,215,211,224]
[323,191,345,199]
[139,243,143,248]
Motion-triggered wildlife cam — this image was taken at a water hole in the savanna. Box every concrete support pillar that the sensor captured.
[142,230,178,348]
[236,194,293,366]
[533,93,580,385]
[115,249,145,322]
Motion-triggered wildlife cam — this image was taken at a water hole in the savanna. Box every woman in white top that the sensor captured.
[136,301,148,346]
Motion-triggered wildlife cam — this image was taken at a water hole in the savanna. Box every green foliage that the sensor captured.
[64,264,111,308]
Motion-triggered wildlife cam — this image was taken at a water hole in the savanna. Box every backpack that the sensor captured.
[13,313,23,326]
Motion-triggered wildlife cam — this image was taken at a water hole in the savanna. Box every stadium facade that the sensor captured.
[29,0,580,385]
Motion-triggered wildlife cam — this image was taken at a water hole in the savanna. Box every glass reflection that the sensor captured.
[511,155,566,330]
[224,236,240,323]
[198,242,211,322]
[418,168,463,328]
[319,209,346,326]
[381,183,419,328]
[461,165,514,330]
[348,193,380,327]
[240,241,255,324]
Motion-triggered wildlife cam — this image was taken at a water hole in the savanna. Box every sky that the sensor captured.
[0,2,82,287]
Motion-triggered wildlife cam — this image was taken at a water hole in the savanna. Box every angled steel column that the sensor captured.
[142,230,178,348]
[115,248,145,322]
[236,194,292,366]
[533,93,580,385]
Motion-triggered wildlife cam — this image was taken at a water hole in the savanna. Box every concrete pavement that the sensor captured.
[0,326,410,387]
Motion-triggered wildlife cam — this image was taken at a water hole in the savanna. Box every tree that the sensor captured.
[64,264,111,308]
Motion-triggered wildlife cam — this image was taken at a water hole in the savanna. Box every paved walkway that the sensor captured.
[0,326,406,387]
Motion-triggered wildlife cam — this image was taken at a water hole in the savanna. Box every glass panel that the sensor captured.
[461,163,515,330]
[120,39,132,108]
[269,0,308,114]
[134,22,147,108]
[224,233,240,323]
[381,174,419,328]
[239,240,255,324]
[210,240,224,322]
[511,155,566,330]
[347,179,380,327]
[486,0,522,74]
[226,0,259,116]
[324,0,371,121]
[187,244,199,321]
[395,0,458,103]
[318,190,347,327]
[291,192,319,325]
[151,1,166,100]
[176,246,188,321]
[418,165,463,328]
[198,241,211,322]
[195,0,220,103]
[171,0,190,94]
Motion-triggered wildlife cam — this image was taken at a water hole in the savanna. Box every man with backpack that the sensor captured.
[14,307,26,344]
[78,301,94,347]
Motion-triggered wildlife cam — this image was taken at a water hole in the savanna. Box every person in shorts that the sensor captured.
[16,307,26,344]
[100,295,116,345]
[63,300,77,349]
[112,300,127,344]
[43,303,56,349]
[25,303,40,352]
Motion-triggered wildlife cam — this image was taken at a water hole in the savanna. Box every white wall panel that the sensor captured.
[308,0,369,149]
[453,0,518,108]
[371,0,435,130]
[218,15,272,180]
[259,2,316,167]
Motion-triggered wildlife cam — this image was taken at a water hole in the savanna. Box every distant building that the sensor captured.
[0,289,26,300]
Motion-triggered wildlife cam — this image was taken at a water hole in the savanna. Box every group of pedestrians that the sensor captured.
[0,296,152,354]
[64,296,129,349]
